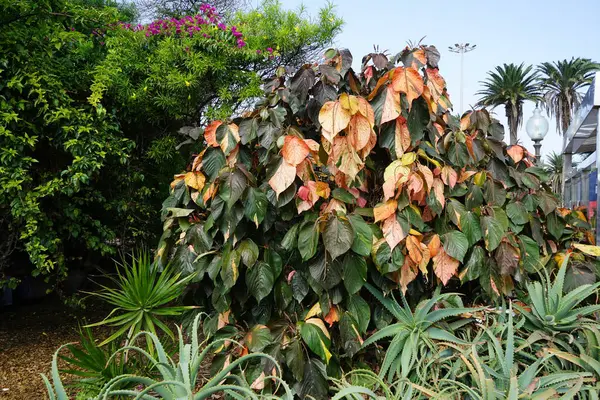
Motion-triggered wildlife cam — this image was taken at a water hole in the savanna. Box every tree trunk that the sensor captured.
[505,103,518,145]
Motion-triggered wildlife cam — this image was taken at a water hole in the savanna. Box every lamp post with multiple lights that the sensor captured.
[448,43,476,115]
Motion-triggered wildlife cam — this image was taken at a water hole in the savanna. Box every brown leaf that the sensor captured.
[391,66,424,109]
[432,248,458,285]
[204,120,222,147]
[495,241,520,275]
[458,169,476,183]
[382,213,406,251]
[268,159,296,198]
[319,100,352,142]
[374,200,398,222]
[282,135,310,166]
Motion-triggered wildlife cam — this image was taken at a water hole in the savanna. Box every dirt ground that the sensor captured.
[0,298,108,399]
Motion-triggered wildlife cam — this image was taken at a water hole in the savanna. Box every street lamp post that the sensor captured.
[525,105,549,162]
[448,43,476,115]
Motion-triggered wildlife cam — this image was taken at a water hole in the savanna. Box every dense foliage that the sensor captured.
[0,0,341,285]
[157,44,599,393]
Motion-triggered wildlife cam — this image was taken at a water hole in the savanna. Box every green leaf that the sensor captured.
[447,199,467,228]
[220,246,240,290]
[484,180,507,207]
[219,169,247,209]
[348,214,373,256]
[564,264,597,292]
[343,252,367,294]
[285,340,305,382]
[465,185,484,210]
[300,321,331,362]
[264,248,283,279]
[461,245,485,282]
[299,358,328,400]
[323,215,354,259]
[246,324,272,352]
[460,211,482,246]
[281,223,300,251]
[519,235,541,273]
[291,272,309,303]
[481,216,504,251]
[274,280,293,310]
[506,202,528,225]
[298,221,319,261]
[244,187,268,227]
[202,147,226,180]
[339,314,362,357]
[546,212,565,241]
[237,239,259,267]
[309,255,342,290]
[332,188,356,204]
[441,230,469,262]
[347,295,371,334]
[537,192,558,215]
[246,261,275,302]
[216,123,240,155]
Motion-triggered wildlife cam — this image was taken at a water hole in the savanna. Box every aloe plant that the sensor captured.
[43,313,293,400]
[363,283,483,382]
[516,254,600,333]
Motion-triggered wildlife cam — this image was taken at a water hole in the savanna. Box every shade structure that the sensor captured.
[562,71,600,241]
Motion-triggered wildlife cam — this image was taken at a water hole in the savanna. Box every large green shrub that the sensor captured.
[158,44,599,393]
[0,0,341,284]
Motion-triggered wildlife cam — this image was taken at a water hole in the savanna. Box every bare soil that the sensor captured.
[0,298,108,399]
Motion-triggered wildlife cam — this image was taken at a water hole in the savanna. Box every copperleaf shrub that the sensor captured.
[157,44,598,393]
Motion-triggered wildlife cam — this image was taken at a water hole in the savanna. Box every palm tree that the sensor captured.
[477,63,541,145]
[543,151,563,193]
[537,58,600,135]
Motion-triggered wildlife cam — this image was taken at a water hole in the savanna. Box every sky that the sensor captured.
[276,0,600,161]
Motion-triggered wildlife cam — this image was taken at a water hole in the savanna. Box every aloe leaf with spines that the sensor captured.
[363,283,483,382]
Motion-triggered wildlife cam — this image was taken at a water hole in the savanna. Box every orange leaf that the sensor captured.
[324,306,340,327]
[380,85,401,124]
[406,235,424,264]
[331,136,364,182]
[382,213,406,251]
[347,114,373,151]
[304,139,320,153]
[391,66,424,109]
[367,72,391,101]
[425,68,446,104]
[399,257,418,294]
[432,248,458,285]
[407,173,424,199]
[203,182,218,204]
[394,116,411,158]
[319,100,351,142]
[268,160,296,198]
[404,48,427,70]
[507,145,524,164]
[374,200,398,222]
[432,178,445,209]
[191,149,206,172]
[460,112,471,131]
[458,170,476,183]
[427,234,441,258]
[204,120,222,147]
[282,135,310,166]
[356,97,375,125]
[441,166,457,188]
[417,164,434,192]
[184,171,206,191]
